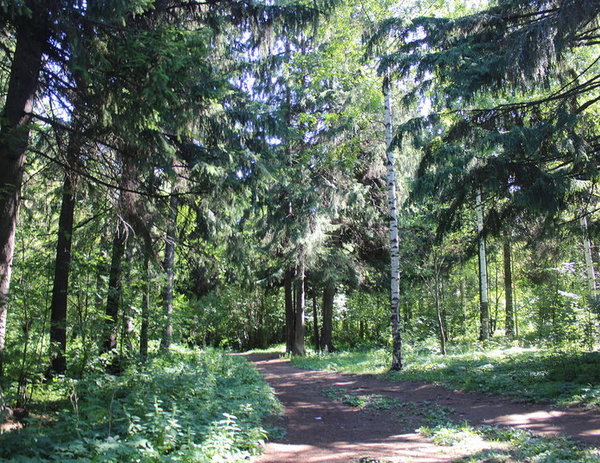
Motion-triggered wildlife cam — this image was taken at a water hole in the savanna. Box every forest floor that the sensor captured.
[245,352,600,463]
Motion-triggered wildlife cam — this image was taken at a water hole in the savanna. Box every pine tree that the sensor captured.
[0,1,51,374]
[378,0,600,239]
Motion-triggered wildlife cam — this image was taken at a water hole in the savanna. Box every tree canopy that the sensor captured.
[1,2,600,442]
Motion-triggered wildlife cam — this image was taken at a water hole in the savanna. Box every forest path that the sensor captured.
[244,352,600,463]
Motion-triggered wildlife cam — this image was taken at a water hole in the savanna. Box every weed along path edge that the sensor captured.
[245,353,600,463]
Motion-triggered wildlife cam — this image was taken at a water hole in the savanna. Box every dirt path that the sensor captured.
[245,353,600,463]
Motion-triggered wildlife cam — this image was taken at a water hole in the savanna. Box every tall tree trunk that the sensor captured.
[441,276,448,341]
[476,190,490,341]
[0,4,49,376]
[581,214,596,350]
[121,246,135,353]
[503,240,515,339]
[160,194,178,351]
[292,263,306,355]
[383,74,402,370]
[282,38,297,355]
[102,152,138,359]
[284,267,295,353]
[320,279,335,352]
[514,280,519,338]
[312,292,319,350]
[581,215,597,296]
[492,255,499,333]
[460,261,467,331]
[102,222,127,354]
[434,271,447,355]
[48,169,77,375]
[404,290,412,330]
[139,248,150,360]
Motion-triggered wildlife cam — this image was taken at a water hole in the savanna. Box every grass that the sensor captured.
[244,344,288,355]
[291,345,600,407]
[0,347,281,462]
[292,348,390,374]
[420,423,600,462]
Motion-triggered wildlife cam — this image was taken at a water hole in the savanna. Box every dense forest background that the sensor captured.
[0,0,599,409]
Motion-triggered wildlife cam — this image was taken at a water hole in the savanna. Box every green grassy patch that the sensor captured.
[321,386,454,427]
[292,349,390,374]
[243,344,288,355]
[420,423,600,462]
[0,347,280,462]
[292,346,600,407]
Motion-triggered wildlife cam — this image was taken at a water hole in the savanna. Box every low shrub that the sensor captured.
[0,347,280,462]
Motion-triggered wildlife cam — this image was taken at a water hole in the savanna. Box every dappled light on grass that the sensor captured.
[291,345,600,407]
[291,348,390,374]
[420,423,600,463]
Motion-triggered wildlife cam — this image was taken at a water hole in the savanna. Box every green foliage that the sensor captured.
[178,287,284,350]
[292,345,600,407]
[377,0,600,245]
[420,423,600,463]
[0,348,280,462]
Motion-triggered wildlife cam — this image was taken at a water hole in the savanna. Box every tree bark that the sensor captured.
[292,263,306,355]
[476,190,490,341]
[48,169,77,375]
[404,290,412,330]
[284,267,295,353]
[460,261,467,330]
[320,279,335,352]
[434,269,447,355]
[0,3,49,376]
[121,246,135,353]
[441,276,448,341]
[139,248,150,360]
[102,222,127,354]
[503,240,515,339]
[312,292,319,350]
[102,152,139,359]
[581,215,597,296]
[383,74,402,370]
[160,194,178,351]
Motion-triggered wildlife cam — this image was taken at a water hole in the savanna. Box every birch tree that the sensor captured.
[383,74,402,370]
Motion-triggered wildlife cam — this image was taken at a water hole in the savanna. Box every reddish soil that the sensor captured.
[245,353,600,463]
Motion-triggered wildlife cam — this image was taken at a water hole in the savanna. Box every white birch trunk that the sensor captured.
[476,190,490,340]
[383,74,402,370]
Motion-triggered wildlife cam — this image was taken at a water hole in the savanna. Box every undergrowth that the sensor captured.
[291,345,600,407]
[0,347,280,462]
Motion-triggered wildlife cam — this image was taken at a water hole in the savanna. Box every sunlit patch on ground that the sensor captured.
[420,423,600,463]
